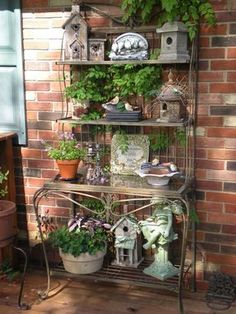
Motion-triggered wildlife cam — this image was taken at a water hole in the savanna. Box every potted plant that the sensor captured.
[43,132,86,180]
[48,214,111,274]
[0,168,17,247]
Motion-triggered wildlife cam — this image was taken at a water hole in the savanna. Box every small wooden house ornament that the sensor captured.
[89,38,106,61]
[156,21,189,62]
[156,70,187,123]
[62,4,88,61]
[111,216,143,268]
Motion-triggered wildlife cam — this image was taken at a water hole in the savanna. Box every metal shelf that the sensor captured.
[57,117,186,127]
[56,59,190,66]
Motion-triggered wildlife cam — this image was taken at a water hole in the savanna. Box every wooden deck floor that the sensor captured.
[0,270,235,314]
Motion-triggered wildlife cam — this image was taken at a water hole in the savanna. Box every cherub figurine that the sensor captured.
[139,198,183,280]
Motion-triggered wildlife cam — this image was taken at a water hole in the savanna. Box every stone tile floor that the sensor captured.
[0,270,235,314]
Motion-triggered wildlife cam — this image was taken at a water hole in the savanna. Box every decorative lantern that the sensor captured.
[62,4,88,61]
[157,70,187,123]
[156,21,189,62]
[111,216,143,268]
[89,38,106,61]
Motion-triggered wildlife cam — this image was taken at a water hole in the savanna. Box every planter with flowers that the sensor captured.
[44,132,86,180]
[48,214,111,274]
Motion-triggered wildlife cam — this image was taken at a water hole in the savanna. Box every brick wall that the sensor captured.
[196,0,236,288]
[18,0,236,288]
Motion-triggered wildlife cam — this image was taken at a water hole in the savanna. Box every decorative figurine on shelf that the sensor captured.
[86,143,107,184]
[139,198,183,281]
[109,32,148,60]
[62,3,88,61]
[156,69,188,123]
[111,214,143,268]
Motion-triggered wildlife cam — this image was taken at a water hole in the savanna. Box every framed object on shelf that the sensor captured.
[110,134,149,175]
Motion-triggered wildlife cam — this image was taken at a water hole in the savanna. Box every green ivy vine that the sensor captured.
[121,0,216,40]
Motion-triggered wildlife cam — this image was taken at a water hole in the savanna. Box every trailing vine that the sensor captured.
[121,0,216,40]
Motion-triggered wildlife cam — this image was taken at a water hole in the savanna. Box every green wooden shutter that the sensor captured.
[0,0,26,145]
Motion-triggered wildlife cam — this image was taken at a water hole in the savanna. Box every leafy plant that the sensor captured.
[49,215,111,257]
[0,168,9,198]
[175,127,186,147]
[149,131,170,152]
[114,130,129,154]
[43,132,86,161]
[121,0,216,40]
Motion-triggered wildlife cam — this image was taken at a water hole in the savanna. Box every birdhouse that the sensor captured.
[156,21,189,62]
[89,38,106,61]
[156,70,187,123]
[62,4,88,61]
[111,216,143,268]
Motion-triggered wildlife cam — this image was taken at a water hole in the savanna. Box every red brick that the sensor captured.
[196,105,208,116]
[207,170,236,181]
[227,72,236,81]
[198,94,224,104]
[196,201,223,212]
[217,12,236,22]
[47,207,70,217]
[25,82,50,91]
[22,0,48,8]
[208,149,236,160]
[26,102,53,111]
[27,111,37,120]
[222,223,236,233]
[28,159,54,169]
[42,169,58,178]
[224,204,236,213]
[211,60,236,70]
[197,116,223,126]
[200,24,227,35]
[211,0,228,11]
[86,17,110,28]
[27,178,46,187]
[207,253,236,266]
[196,137,225,148]
[207,127,236,138]
[207,192,236,203]
[21,148,42,159]
[196,149,207,159]
[221,265,236,278]
[195,169,207,180]
[210,83,236,93]
[199,37,209,47]
[37,92,63,102]
[196,180,223,191]
[196,159,225,170]
[227,47,236,58]
[197,83,208,93]
[199,48,225,59]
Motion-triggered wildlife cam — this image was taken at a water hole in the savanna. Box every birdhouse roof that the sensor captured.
[156,21,188,34]
[110,216,138,232]
[62,13,88,29]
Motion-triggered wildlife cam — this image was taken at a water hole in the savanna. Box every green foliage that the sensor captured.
[80,109,103,121]
[0,259,20,281]
[149,131,170,152]
[0,168,9,198]
[121,0,216,40]
[49,225,107,257]
[44,132,86,161]
[114,130,129,154]
[175,127,186,147]
[80,198,105,219]
[64,64,162,105]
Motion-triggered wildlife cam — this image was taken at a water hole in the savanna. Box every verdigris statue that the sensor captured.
[139,198,183,280]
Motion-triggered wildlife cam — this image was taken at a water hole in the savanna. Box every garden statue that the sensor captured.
[139,198,183,280]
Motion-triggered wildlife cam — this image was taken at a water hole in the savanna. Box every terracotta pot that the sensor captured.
[0,200,17,247]
[56,159,79,179]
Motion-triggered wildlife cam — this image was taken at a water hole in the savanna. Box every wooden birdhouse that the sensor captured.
[111,216,143,268]
[89,38,106,61]
[156,21,189,62]
[62,4,88,61]
[156,70,187,123]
